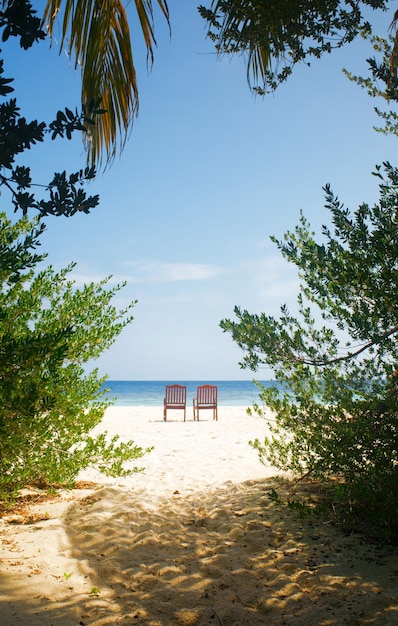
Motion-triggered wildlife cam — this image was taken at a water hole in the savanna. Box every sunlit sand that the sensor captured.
[1,406,397,625]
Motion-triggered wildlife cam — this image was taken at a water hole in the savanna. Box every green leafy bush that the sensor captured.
[0,213,148,500]
[222,164,398,541]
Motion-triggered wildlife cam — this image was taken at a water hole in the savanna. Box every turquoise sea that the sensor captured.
[100,380,278,407]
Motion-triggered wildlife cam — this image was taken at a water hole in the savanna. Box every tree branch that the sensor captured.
[298,325,398,367]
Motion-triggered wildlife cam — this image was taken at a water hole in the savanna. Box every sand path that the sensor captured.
[1,406,398,625]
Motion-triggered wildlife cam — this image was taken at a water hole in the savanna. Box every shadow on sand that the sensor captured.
[1,477,398,625]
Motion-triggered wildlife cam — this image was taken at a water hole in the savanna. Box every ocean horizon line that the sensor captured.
[105,378,272,382]
[100,379,278,407]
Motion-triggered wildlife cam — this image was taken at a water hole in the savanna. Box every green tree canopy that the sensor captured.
[214,5,398,540]
[0,1,102,219]
[12,0,392,167]
[344,32,398,136]
[221,163,398,539]
[221,162,398,540]
[199,0,389,93]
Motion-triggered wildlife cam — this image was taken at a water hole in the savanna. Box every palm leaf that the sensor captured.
[43,0,170,167]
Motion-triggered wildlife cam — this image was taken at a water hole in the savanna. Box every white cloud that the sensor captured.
[65,261,228,290]
[232,255,300,315]
[123,261,227,283]
[247,255,299,296]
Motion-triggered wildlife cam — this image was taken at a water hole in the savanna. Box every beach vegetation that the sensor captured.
[343,30,398,137]
[42,0,170,168]
[0,2,101,219]
[222,162,398,541]
[0,4,149,501]
[221,46,398,541]
[198,0,389,94]
[0,211,148,500]
[11,1,394,169]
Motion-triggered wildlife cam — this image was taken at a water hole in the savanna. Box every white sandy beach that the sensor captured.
[80,405,282,499]
[1,406,398,625]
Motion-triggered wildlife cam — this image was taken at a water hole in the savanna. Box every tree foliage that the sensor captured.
[343,30,398,136]
[0,212,147,499]
[0,2,103,218]
[199,0,388,93]
[221,164,398,541]
[0,3,148,499]
[42,0,170,167]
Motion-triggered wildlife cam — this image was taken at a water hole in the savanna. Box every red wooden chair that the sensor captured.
[193,385,218,421]
[163,384,187,421]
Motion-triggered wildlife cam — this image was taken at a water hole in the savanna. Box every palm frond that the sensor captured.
[43,0,170,168]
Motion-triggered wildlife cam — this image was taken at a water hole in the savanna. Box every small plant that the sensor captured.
[90,587,101,596]
[268,488,283,505]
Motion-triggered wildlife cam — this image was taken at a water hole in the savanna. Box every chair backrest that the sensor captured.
[165,384,186,405]
[196,384,217,405]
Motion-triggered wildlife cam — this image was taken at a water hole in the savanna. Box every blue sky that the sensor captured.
[6,1,397,380]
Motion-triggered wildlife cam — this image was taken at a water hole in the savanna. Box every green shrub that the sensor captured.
[0,213,148,500]
[222,163,398,541]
